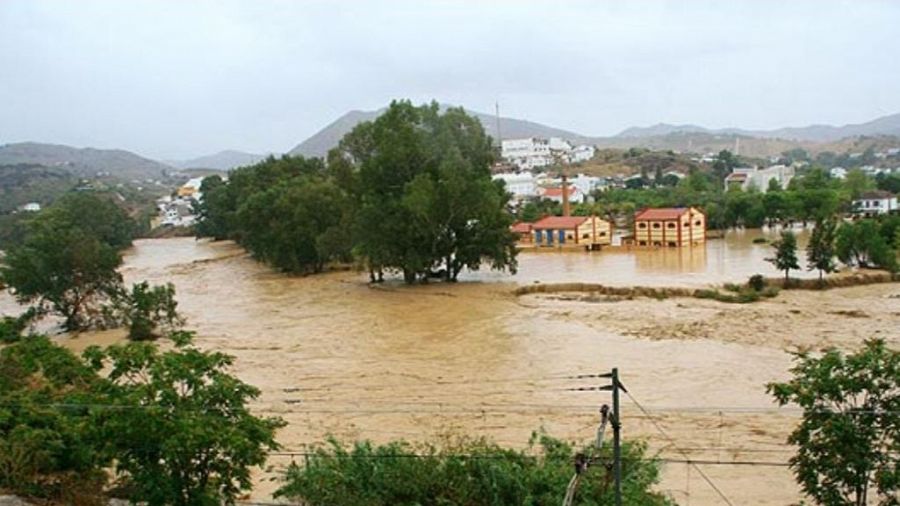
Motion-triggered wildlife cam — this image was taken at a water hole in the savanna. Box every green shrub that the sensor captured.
[752,237,768,244]
[108,282,184,340]
[275,434,674,506]
[723,282,742,293]
[748,274,766,292]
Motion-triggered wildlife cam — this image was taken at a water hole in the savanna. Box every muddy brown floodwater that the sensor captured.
[2,230,898,505]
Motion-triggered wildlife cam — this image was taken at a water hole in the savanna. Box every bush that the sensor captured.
[0,308,37,343]
[108,282,184,340]
[748,274,766,292]
[275,433,673,506]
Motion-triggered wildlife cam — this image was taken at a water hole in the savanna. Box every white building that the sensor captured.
[830,167,847,180]
[540,186,585,204]
[492,172,537,199]
[724,165,795,192]
[569,174,605,196]
[501,137,596,170]
[571,145,595,163]
[853,190,898,217]
[19,202,41,212]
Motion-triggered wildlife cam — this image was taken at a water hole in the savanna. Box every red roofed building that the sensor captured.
[633,207,705,247]
[532,215,611,248]
[510,221,534,243]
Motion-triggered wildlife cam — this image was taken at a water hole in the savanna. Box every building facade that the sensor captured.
[633,207,706,247]
[532,215,612,248]
[853,190,898,217]
[725,165,795,192]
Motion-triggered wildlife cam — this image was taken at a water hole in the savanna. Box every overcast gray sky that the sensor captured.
[1,0,899,160]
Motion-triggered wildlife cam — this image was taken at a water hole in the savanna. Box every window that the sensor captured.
[582,233,590,239]
[653,241,662,246]
[683,221,690,227]
[638,222,647,229]
[652,223,661,229]
[668,241,677,247]
[639,241,647,246]
[599,231,606,236]
[694,220,702,226]
[667,222,676,229]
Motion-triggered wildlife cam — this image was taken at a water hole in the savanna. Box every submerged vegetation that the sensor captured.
[197,100,518,283]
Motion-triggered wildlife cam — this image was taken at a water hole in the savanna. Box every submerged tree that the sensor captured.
[806,218,837,282]
[767,339,900,506]
[0,193,135,331]
[767,230,801,285]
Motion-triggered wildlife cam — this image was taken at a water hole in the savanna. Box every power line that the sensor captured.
[625,389,736,506]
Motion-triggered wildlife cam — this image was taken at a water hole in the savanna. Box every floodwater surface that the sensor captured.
[3,232,898,505]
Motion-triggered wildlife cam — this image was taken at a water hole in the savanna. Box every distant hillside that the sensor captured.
[0,142,172,180]
[616,113,900,143]
[288,105,590,158]
[291,105,900,160]
[0,163,78,213]
[170,150,268,171]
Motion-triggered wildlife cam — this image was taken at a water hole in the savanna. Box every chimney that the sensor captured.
[561,174,570,217]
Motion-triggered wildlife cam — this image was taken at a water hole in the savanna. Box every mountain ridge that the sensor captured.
[0,142,172,180]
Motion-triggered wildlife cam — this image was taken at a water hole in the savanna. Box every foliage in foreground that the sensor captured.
[275,434,673,506]
[768,339,900,506]
[0,333,284,506]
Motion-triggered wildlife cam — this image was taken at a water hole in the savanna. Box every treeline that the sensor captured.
[521,165,895,231]
[197,100,518,283]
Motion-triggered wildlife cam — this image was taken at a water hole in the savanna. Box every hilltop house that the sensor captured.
[492,172,537,199]
[532,215,612,248]
[501,137,596,170]
[633,207,706,247]
[853,190,898,217]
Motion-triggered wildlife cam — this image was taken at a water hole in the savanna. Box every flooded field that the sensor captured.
[3,232,898,505]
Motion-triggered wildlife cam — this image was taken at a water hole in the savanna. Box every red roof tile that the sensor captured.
[532,216,589,230]
[634,208,690,221]
[510,222,533,234]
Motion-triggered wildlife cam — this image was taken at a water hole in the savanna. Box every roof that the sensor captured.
[857,190,895,200]
[634,207,692,221]
[510,222,533,234]
[725,173,747,181]
[532,216,590,230]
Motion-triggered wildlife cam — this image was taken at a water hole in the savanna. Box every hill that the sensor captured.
[0,142,172,181]
[0,163,78,214]
[288,105,590,158]
[616,112,900,143]
[169,150,268,171]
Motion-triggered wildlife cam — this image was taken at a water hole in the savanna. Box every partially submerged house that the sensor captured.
[633,207,706,247]
[532,215,611,248]
[510,221,534,243]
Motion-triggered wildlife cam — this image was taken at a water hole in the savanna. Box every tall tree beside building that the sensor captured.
[806,218,837,282]
[767,230,800,285]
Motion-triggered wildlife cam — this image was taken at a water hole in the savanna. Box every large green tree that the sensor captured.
[342,101,517,283]
[768,339,900,506]
[0,193,134,330]
[85,333,285,506]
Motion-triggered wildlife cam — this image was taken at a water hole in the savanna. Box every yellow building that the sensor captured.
[532,215,612,249]
[633,207,705,247]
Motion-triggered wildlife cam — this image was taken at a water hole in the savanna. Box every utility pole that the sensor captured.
[564,369,626,506]
[612,367,622,506]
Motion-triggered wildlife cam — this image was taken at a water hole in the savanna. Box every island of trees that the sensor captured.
[197,101,518,283]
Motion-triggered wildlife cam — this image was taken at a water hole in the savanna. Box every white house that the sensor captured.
[501,137,596,170]
[19,202,41,212]
[830,167,847,180]
[724,164,795,192]
[853,190,898,217]
[492,172,537,199]
[569,174,605,196]
[540,186,585,204]
[571,145,595,163]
